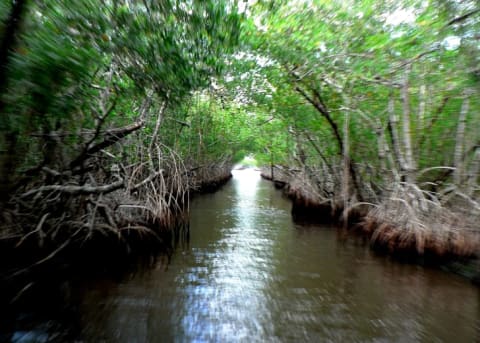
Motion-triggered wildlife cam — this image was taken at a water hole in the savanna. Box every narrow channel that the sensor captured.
[70,169,479,342]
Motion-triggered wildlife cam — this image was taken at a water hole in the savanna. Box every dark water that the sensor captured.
[9,169,480,342]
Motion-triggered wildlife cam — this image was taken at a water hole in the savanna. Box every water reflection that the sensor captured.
[177,169,275,341]
[73,169,479,342]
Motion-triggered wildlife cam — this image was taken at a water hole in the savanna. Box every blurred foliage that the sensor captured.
[1,0,480,198]
[220,0,480,193]
[0,0,242,192]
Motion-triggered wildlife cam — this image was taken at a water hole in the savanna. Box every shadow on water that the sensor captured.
[1,169,480,342]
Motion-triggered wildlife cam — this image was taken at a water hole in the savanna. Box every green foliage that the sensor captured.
[237,155,258,167]
[205,0,480,199]
[0,0,242,182]
[2,0,480,199]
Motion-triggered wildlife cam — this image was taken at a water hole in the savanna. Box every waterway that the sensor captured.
[8,169,480,342]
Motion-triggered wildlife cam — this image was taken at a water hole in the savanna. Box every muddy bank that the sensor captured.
[187,162,233,194]
[261,166,480,284]
[261,166,334,223]
[261,166,365,224]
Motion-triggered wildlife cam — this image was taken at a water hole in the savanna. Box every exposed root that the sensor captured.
[0,139,193,283]
[360,182,480,258]
[262,165,480,260]
[189,160,233,193]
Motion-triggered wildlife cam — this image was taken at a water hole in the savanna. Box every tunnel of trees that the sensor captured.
[1,0,480,288]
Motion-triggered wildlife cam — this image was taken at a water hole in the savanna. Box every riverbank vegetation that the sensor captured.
[0,0,247,292]
[2,0,480,295]
[231,0,480,261]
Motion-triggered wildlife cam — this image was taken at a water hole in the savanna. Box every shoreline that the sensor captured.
[0,168,234,306]
[260,167,480,285]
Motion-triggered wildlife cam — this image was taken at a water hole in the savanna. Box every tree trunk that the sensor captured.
[0,0,28,209]
[0,0,28,102]
[294,86,343,153]
[418,84,426,130]
[454,96,470,185]
[342,109,350,223]
[387,93,406,178]
[376,121,387,174]
[303,131,334,176]
[270,149,274,181]
[148,99,169,168]
[294,85,363,201]
[401,66,416,183]
[467,147,480,196]
[416,83,426,162]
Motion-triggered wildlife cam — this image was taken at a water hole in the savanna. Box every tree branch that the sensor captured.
[20,178,124,198]
[0,0,27,105]
[70,120,145,168]
[294,85,343,153]
[130,170,163,191]
[447,8,480,26]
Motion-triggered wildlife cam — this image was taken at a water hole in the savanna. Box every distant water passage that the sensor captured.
[69,169,479,342]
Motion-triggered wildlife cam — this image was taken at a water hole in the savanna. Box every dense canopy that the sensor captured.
[1,0,480,269]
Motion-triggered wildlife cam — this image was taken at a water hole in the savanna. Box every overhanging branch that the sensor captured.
[20,178,124,198]
[70,120,145,168]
